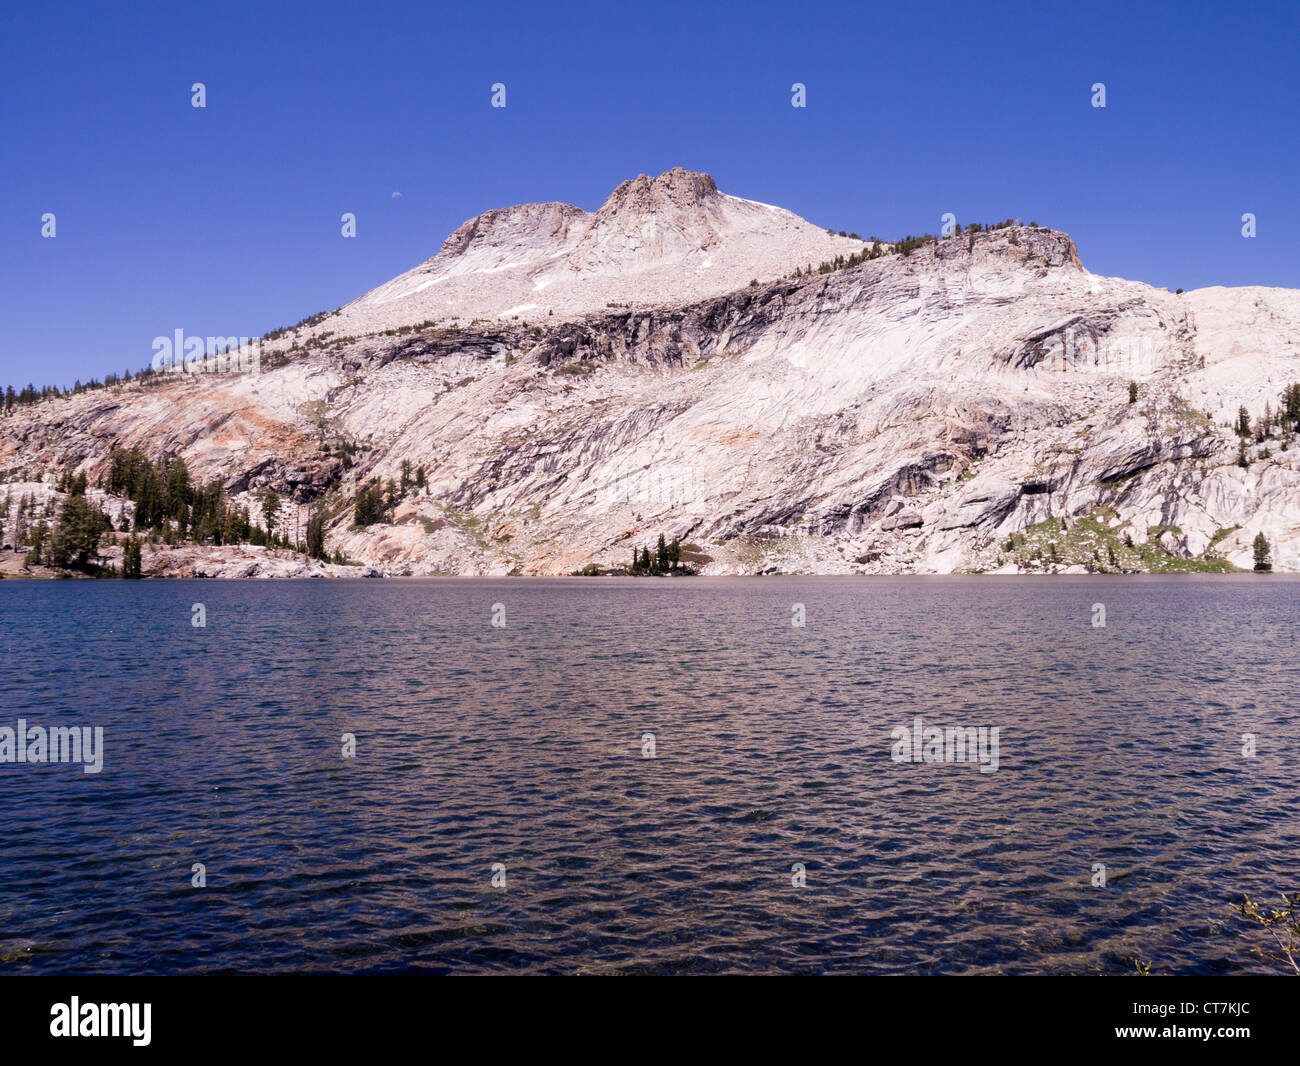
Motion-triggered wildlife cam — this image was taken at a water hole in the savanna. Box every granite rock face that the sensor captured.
[3,169,1298,576]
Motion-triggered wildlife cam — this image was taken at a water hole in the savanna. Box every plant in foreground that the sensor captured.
[1231,893,1300,974]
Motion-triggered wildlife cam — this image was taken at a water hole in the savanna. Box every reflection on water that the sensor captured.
[0,576,1296,974]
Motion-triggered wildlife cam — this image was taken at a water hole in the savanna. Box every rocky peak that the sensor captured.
[917,225,1085,274]
[435,201,588,262]
[567,168,735,272]
[435,169,725,269]
[595,167,722,216]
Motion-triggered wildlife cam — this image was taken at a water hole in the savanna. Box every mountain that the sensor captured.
[3,168,1299,577]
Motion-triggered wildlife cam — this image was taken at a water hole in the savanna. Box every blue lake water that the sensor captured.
[0,576,1296,974]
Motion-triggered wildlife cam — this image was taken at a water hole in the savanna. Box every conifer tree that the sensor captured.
[259,487,280,537]
[306,508,326,560]
[1253,532,1272,571]
[25,520,49,567]
[122,537,142,578]
[48,494,108,570]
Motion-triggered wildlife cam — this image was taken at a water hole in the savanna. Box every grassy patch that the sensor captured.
[990,511,1239,573]
[679,543,714,566]
[1208,525,1241,549]
[397,514,447,535]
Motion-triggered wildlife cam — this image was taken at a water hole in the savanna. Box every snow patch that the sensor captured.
[477,261,527,275]
[727,194,780,212]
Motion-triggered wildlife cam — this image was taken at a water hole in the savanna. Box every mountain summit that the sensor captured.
[335,168,865,330]
[567,168,729,271]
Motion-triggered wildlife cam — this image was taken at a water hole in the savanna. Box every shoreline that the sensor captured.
[2,569,1291,582]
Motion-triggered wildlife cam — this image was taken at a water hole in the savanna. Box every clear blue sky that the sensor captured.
[3,0,1297,387]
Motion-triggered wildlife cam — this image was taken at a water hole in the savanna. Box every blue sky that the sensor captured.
[3,0,1297,387]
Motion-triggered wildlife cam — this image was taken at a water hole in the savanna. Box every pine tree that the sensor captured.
[133,464,163,530]
[306,508,326,560]
[25,520,49,567]
[259,487,280,537]
[1283,383,1300,428]
[1253,532,1272,572]
[122,537,143,578]
[224,504,249,544]
[354,481,387,527]
[48,495,108,570]
[164,454,192,525]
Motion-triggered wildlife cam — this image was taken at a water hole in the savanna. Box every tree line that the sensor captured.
[1234,381,1300,467]
[353,460,427,527]
[1,367,164,414]
[2,448,349,577]
[798,219,1040,279]
[629,534,691,575]
[2,477,119,573]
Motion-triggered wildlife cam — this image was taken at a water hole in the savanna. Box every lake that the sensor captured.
[0,576,1296,974]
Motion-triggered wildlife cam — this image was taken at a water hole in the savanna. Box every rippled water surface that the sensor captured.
[1,576,1297,974]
